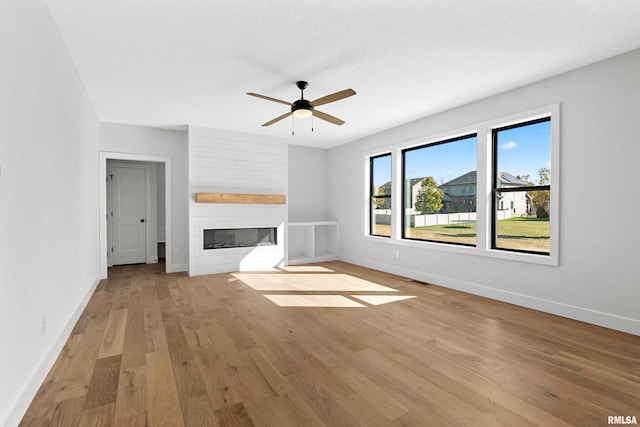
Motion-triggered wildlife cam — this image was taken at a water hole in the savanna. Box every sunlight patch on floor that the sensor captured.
[233,273,398,292]
[263,294,366,307]
[351,295,416,306]
[234,269,417,308]
[277,266,335,273]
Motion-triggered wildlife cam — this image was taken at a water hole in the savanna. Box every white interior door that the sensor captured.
[111,165,147,265]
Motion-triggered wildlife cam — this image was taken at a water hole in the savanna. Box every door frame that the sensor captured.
[99,152,172,278]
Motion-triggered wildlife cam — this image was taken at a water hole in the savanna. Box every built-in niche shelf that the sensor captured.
[287,221,338,265]
[196,192,286,204]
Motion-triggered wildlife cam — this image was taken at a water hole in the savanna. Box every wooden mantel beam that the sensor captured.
[195,192,286,205]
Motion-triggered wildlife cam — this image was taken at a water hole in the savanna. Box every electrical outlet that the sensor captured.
[395,250,400,258]
[41,315,47,335]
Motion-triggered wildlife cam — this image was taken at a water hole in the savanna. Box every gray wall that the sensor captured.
[288,145,330,222]
[328,49,640,335]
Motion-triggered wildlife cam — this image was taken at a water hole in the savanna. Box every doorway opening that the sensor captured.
[99,153,172,277]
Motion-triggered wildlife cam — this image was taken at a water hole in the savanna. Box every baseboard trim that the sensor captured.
[1,273,103,427]
[339,255,640,337]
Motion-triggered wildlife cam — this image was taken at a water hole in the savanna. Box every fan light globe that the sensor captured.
[293,108,312,119]
[292,98,313,119]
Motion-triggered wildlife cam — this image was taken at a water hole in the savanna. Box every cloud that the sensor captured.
[500,141,518,150]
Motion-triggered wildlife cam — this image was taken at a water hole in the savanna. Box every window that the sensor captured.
[492,117,551,254]
[402,134,477,246]
[364,105,558,265]
[370,153,391,237]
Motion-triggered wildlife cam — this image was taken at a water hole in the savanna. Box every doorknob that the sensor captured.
[140,219,145,223]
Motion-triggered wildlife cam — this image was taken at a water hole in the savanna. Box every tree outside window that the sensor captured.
[414,177,444,214]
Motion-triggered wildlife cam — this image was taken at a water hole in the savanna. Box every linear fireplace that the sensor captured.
[203,227,277,250]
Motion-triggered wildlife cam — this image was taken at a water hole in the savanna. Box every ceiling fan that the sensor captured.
[247,81,356,127]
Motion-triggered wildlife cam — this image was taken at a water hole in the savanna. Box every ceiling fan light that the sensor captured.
[292,108,312,119]
[291,99,313,119]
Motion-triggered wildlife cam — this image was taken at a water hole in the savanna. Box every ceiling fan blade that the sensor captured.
[262,111,292,127]
[247,92,292,106]
[313,110,345,126]
[311,89,356,107]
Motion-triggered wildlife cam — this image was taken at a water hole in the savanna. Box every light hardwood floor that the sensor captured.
[20,261,640,426]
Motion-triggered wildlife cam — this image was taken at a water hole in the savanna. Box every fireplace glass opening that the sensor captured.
[203,227,277,250]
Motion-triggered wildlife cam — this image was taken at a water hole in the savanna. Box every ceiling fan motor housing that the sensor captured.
[292,99,314,116]
[292,81,313,118]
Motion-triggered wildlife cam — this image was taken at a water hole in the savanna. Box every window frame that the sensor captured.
[491,116,552,256]
[401,133,478,247]
[363,104,559,266]
[369,153,392,238]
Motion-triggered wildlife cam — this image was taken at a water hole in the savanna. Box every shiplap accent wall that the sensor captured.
[188,126,288,275]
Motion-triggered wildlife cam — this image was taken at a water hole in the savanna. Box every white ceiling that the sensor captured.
[44,0,640,149]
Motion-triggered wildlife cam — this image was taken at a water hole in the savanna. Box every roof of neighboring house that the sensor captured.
[408,177,425,187]
[441,171,476,187]
[439,170,529,188]
[497,172,529,186]
[384,177,428,192]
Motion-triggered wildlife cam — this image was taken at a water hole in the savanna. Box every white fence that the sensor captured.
[374,209,514,227]
[374,209,391,225]
[411,212,477,227]
[495,209,514,221]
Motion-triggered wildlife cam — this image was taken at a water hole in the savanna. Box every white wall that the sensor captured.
[288,145,330,222]
[0,0,100,424]
[99,122,188,272]
[328,49,640,335]
[188,126,287,275]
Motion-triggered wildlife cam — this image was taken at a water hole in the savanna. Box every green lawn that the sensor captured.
[373,224,391,237]
[495,217,550,252]
[406,222,477,245]
[375,217,550,252]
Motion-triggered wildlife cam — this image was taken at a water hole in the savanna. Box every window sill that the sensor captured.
[363,234,558,266]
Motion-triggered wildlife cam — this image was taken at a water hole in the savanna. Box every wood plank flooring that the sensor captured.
[20,261,640,426]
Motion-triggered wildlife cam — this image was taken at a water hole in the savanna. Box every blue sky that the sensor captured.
[404,135,477,185]
[372,155,392,189]
[372,121,551,188]
[496,120,551,182]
